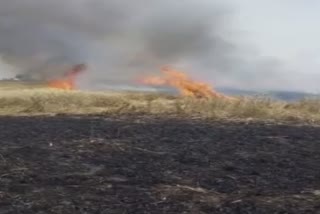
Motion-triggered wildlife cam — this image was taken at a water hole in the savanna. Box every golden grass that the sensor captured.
[1,82,320,122]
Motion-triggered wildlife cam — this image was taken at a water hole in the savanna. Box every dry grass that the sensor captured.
[1,82,320,122]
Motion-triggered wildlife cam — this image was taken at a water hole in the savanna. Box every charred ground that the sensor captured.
[0,114,319,213]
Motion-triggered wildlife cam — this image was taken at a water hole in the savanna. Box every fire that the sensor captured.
[48,64,86,90]
[140,66,228,99]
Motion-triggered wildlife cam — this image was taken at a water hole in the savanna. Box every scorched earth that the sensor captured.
[0,114,319,213]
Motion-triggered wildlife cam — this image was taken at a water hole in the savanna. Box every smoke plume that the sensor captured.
[0,0,237,84]
[0,0,296,91]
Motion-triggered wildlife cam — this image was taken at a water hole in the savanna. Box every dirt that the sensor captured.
[0,114,319,214]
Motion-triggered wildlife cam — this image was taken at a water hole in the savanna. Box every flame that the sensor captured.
[140,66,228,99]
[48,64,86,90]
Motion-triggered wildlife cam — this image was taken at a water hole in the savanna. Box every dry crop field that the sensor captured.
[0,82,320,213]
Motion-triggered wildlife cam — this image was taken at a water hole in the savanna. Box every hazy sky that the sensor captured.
[228,0,320,91]
[230,0,320,60]
[199,0,320,92]
[0,0,319,92]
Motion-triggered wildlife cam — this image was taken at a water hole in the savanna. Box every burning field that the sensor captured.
[1,0,320,212]
[45,64,230,100]
[138,66,230,99]
[47,64,87,90]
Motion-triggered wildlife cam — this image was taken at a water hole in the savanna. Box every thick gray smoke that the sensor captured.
[0,0,233,83]
[0,0,297,91]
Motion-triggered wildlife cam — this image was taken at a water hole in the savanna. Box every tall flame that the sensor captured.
[140,66,228,99]
[48,64,86,90]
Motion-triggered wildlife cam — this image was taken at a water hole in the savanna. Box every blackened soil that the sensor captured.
[0,115,320,213]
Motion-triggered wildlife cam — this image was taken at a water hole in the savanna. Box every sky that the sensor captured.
[222,0,320,92]
[230,0,320,60]
[0,0,319,92]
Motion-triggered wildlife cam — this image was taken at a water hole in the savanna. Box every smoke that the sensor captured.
[0,0,298,91]
[0,0,228,82]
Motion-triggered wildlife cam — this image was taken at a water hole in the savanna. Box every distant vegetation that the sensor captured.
[218,87,320,102]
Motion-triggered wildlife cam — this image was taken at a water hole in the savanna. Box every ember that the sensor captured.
[48,64,86,90]
[140,66,228,99]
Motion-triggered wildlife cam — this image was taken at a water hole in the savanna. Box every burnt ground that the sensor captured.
[0,115,320,214]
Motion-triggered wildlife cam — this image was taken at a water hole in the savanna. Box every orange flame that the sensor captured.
[48,64,86,90]
[140,66,228,99]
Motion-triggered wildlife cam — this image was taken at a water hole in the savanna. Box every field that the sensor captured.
[0,82,320,213]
